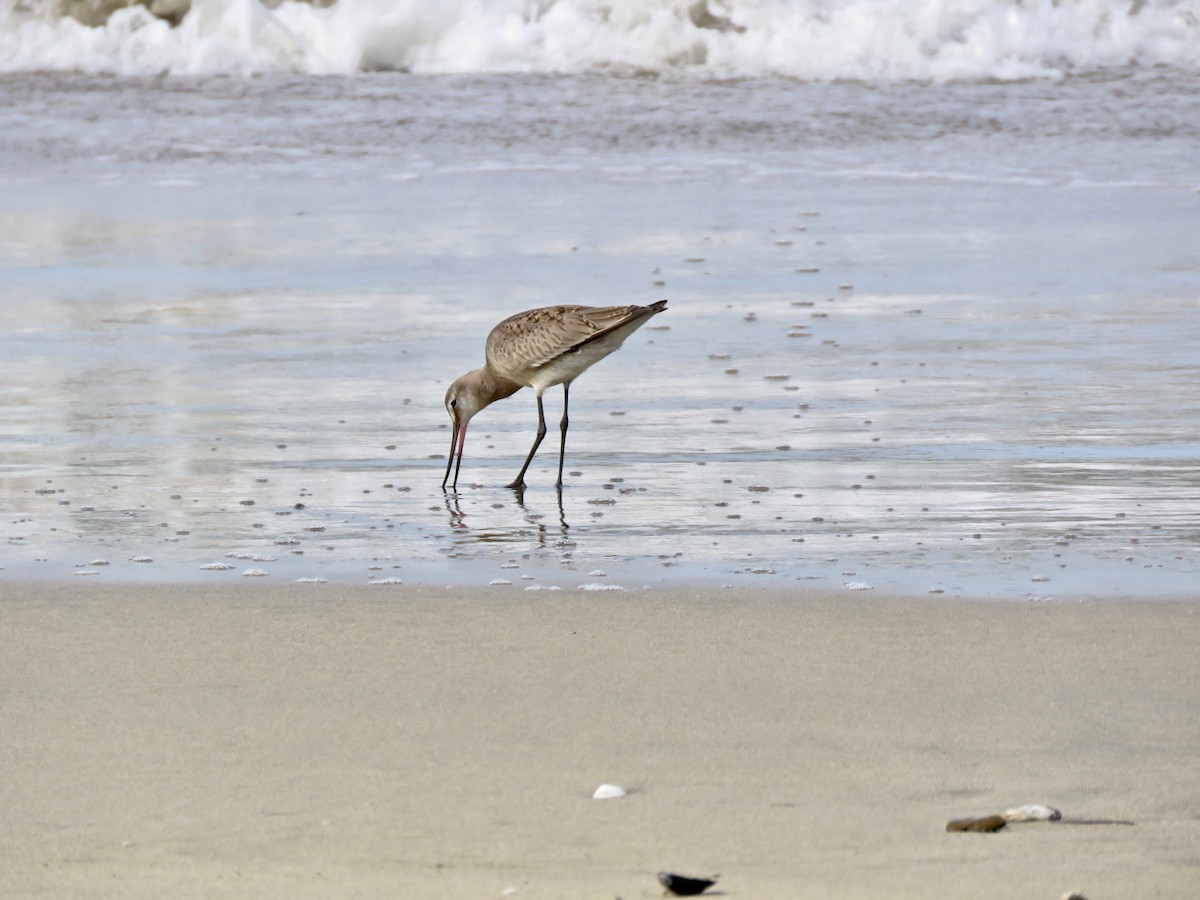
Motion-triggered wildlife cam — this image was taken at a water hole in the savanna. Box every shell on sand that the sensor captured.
[657,871,717,896]
[592,783,627,800]
[1004,803,1062,822]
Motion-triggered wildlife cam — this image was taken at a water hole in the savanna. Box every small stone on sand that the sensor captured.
[946,815,1007,832]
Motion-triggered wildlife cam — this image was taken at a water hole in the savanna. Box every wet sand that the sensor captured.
[5,75,1200,598]
[3,582,1197,899]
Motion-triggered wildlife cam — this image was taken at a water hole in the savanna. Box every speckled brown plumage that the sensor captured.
[486,304,661,379]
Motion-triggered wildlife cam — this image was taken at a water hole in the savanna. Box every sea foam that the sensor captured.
[1,0,1198,80]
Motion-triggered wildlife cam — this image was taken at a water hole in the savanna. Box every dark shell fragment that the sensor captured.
[657,871,717,896]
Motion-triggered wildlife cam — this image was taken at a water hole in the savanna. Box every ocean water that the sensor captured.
[1,1,1198,597]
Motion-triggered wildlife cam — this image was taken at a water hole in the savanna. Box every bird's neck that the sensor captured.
[477,365,523,405]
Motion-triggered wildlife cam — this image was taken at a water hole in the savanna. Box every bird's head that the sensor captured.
[441,368,523,491]
[444,369,488,427]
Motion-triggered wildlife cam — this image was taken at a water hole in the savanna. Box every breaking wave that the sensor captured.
[2,0,1199,80]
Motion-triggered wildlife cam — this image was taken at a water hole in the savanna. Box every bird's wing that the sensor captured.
[486,304,660,373]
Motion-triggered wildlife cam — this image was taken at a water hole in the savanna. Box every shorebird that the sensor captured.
[442,300,667,491]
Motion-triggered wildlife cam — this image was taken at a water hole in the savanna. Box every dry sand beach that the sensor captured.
[3,582,1198,899]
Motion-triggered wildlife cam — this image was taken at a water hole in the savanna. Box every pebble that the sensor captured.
[946,815,1007,832]
[657,871,717,896]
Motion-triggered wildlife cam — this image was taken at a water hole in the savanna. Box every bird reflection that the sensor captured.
[512,482,569,531]
[442,484,570,550]
[443,491,467,528]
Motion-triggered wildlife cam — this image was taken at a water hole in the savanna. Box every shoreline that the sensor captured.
[3,582,1197,898]
[5,571,1199,603]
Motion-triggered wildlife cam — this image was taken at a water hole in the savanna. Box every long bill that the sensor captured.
[442,421,468,490]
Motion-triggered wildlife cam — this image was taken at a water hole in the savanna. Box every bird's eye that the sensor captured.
[449,398,457,408]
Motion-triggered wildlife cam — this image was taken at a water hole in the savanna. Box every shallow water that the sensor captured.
[2,72,1198,597]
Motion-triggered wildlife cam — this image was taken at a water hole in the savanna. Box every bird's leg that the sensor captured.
[556,382,570,489]
[508,392,547,490]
